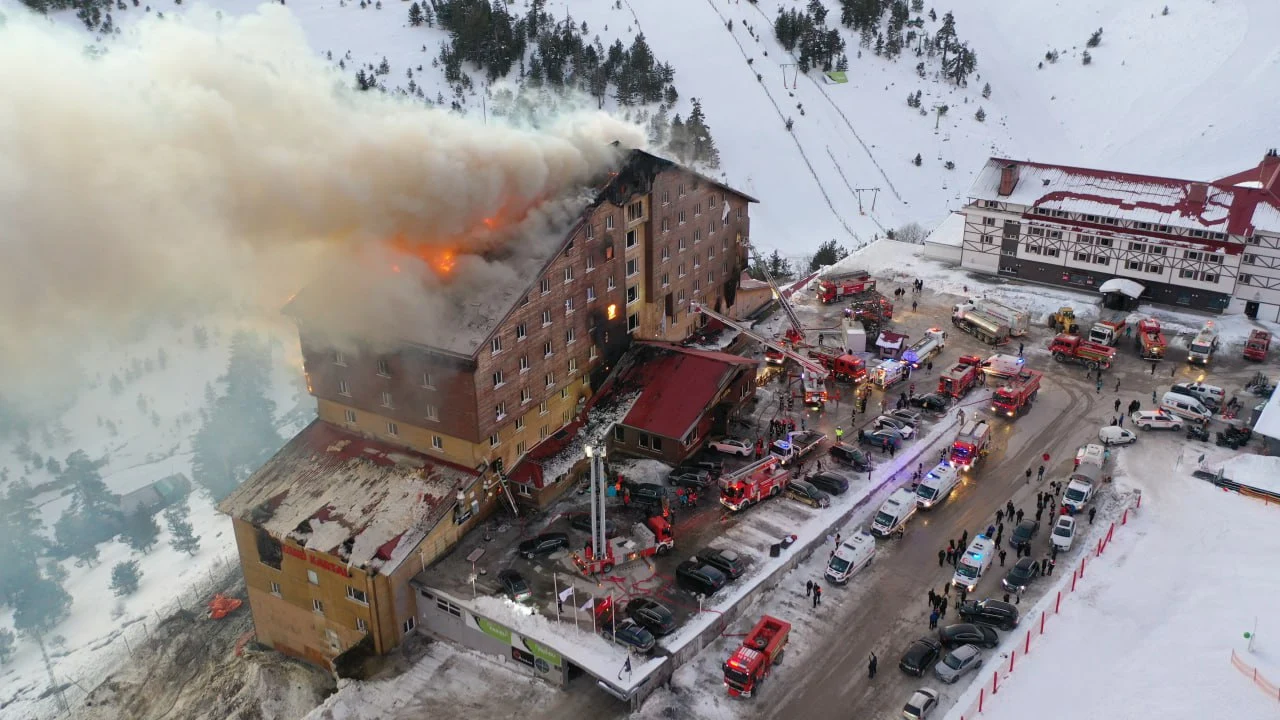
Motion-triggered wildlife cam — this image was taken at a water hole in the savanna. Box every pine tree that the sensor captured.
[913,153,923,166]
[685,98,720,168]
[982,82,991,98]
[809,240,849,271]
[11,572,71,638]
[975,106,986,122]
[54,451,121,558]
[910,0,923,11]
[408,1,423,25]
[1082,51,1092,65]
[1087,28,1103,48]
[165,504,201,556]
[121,508,161,554]
[667,114,689,162]
[110,561,141,597]
[0,481,47,608]
[109,374,124,395]
[935,11,957,62]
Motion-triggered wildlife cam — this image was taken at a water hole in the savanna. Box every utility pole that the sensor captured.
[853,188,881,214]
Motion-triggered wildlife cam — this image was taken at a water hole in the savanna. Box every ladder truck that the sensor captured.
[691,302,831,408]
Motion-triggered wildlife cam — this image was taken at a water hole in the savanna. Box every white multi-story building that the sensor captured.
[959,151,1280,320]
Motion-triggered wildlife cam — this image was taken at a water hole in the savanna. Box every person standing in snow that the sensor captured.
[1089,507,1097,524]
[998,549,1007,567]
[929,609,940,629]
[938,549,946,566]
[868,653,878,678]
[806,579,813,598]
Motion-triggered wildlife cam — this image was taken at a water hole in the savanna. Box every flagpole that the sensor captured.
[610,593,616,639]
[553,573,561,622]
[573,585,580,629]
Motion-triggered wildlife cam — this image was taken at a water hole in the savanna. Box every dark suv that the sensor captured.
[898,636,942,676]
[807,471,850,495]
[667,469,713,489]
[957,599,1020,631]
[675,560,728,596]
[696,547,747,579]
[1009,519,1040,550]
[625,482,669,508]
[829,442,872,471]
[518,532,569,560]
[625,597,677,636]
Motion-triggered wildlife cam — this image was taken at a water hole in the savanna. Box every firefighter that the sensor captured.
[835,426,844,442]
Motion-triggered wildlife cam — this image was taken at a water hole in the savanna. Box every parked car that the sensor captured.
[668,469,713,489]
[601,618,655,653]
[909,393,951,413]
[787,479,831,508]
[497,569,532,602]
[625,597,677,636]
[568,514,618,538]
[675,560,728,596]
[901,688,940,720]
[937,623,999,650]
[858,427,904,449]
[624,482,669,508]
[1008,519,1039,551]
[1132,410,1183,431]
[1050,516,1076,552]
[708,437,753,457]
[888,408,924,428]
[829,442,873,471]
[957,599,1020,631]
[518,532,569,560]
[683,459,725,478]
[696,547,748,580]
[873,415,916,439]
[1001,557,1042,594]
[899,637,943,676]
[1098,425,1137,446]
[807,471,850,495]
[934,644,984,684]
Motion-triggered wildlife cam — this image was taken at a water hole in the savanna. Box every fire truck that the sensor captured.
[573,516,674,575]
[1088,319,1126,347]
[1134,318,1167,360]
[949,420,992,471]
[1244,329,1271,362]
[809,348,867,383]
[937,362,981,399]
[816,270,877,304]
[1048,334,1116,370]
[720,457,792,512]
[691,303,830,408]
[770,430,826,466]
[850,293,894,323]
[991,369,1042,417]
[723,615,791,697]
[901,328,946,369]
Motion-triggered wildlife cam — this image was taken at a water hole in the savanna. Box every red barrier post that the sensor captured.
[993,668,1000,694]
[1040,611,1046,635]
[979,688,985,712]
[1095,538,1103,557]
[1071,568,1078,591]
[1121,508,1128,525]
[1056,590,1062,613]
[1106,523,1115,544]
[1009,648,1016,673]
[1136,493,1142,509]
[1080,555,1087,579]
[1025,629,1031,653]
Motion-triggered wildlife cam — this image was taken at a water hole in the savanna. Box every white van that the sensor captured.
[825,532,877,584]
[983,354,1025,378]
[1075,443,1105,471]
[952,535,995,592]
[1172,382,1226,409]
[870,488,918,537]
[1159,392,1212,424]
[1062,478,1095,514]
[915,463,960,509]
[1070,461,1103,487]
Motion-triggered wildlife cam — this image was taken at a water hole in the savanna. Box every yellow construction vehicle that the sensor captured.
[1048,306,1078,334]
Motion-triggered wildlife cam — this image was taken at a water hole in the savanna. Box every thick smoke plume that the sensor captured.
[0,4,644,408]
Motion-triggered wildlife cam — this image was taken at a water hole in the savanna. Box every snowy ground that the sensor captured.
[942,436,1280,720]
[0,316,311,719]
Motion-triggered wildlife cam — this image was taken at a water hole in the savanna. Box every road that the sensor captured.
[520,281,1266,720]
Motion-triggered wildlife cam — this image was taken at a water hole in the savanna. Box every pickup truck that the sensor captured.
[770,431,826,466]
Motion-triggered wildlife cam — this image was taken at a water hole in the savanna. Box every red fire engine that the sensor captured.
[1244,329,1271,362]
[720,457,792,512]
[816,271,876,304]
[991,369,1042,417]
[809,346,867,383]
[723,615,791,697]
[573,516,674,575]
[937,362,981,399]
[1134,318,1167,360]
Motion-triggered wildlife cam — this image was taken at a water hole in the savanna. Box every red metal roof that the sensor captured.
[619,343,757,440]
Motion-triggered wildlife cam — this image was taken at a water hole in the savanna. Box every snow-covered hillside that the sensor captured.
[11,0,1274,263]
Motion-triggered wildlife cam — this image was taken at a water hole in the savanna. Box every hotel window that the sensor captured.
[357,618,368,633]
[662,190,670,205]
[661,218,670,233]
[521,387,532,404]
[270,582,281,596]
[587,286,597,302]
[386,422,398,436]
[694,203,702,216]
[586,223,595,239]
[606,216,615,230]
[678,263,687,278]
[425,404,439,421]
[422,372,435,389]
[380,391,394,408]
[661,245,670,261]
[678,183,686,197]
[544,341,553,358]
[516,414,526,431]
[403,617,416,633]
[589,345,599,360]
[586,254,595,271]
[1146,264,1160,274]
[490,336,502,354]
[517,441,527,454]
[496,402,507,421]
[562,409,572,423]
[560,388,569,400]
[545,372,556,388]
[338,379,350,396]
[1244,254,1257,265]
[983,217,996,226]
[566,327,577,344]
[607,275,617,290]
[678,237,687,251]
[539,400,548,416]
[628,314,640,333]
[628,201,643,221]
[376,358,390,376]
[627,229,638,248]
[516,323,526,340]
[569,357,579,374]
[565,297,575,314]
[541,310,552,327]
[346,586,369,605]
[1126,260,1143,271]
[564,239,574,254]
[661,272,670,287]
[627,286,639,304]
[489,433,500,447]
[564,267,574,283]
[1129,241,1146,252]
[540,278,551,295]
[313,599,324,614]
[431,435,443,450]
[694,279,702,292]
[1179,269,1194,279]
[709,194,718,208]
[334,351,346,366]
[492,370,504,388]
[678,210,687,225]
[627,258,639,277]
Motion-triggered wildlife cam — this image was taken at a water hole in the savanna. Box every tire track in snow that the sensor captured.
[737,0,905,205]
[701,0,862,243]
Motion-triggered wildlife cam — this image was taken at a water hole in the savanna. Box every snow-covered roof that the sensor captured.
[1098,278,1145,298]
[1252,384,1280,442]
[968,157,1280,239]
[217,419,477,575]
[924,212,965,248]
